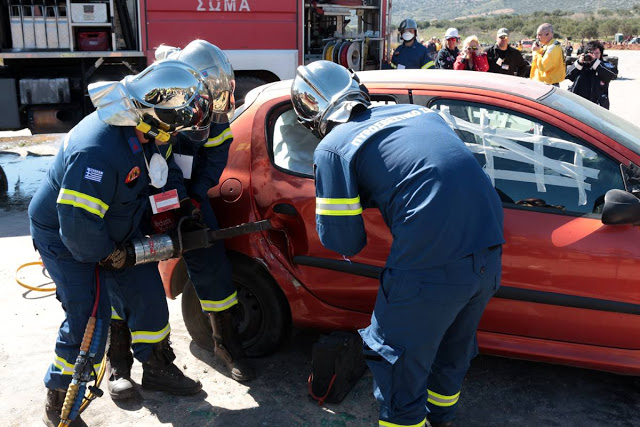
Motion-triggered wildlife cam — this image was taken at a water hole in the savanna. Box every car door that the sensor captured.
[249,92,407,313]
[416,93,638,350]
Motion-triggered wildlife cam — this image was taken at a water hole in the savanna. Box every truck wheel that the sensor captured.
[181,254,291,357]
[235,76,268,106]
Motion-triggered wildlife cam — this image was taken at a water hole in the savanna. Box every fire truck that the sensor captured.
[0,0,391,133]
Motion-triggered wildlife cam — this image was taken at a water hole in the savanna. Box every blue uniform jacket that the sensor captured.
[392,42,434,69]
[172,122,232,204]
[28,112,182,263]
[313,104,504,270]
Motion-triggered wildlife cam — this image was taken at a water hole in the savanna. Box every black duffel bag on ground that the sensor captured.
[308,331,368,405]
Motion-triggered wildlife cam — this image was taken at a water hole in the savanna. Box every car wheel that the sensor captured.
[181,254,291,357]
[235,76,268,106]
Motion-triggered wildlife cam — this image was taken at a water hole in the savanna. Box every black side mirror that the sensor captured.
[601,189,640,225]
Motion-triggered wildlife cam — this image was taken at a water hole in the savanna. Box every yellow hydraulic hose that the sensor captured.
[79,355,107,413]
[15,261,56,292]
[15,261,106,422]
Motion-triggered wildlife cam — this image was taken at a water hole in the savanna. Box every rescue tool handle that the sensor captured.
[208,219,273,242]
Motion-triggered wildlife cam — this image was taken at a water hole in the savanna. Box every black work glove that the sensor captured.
[99,243,136,270]
[178,198,205,232]
[179,198,203,223]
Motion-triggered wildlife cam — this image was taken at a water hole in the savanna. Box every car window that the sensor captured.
[272,109,319,176]
[269,98,397,177]
[430,99,625,215]
[541,90,640,158]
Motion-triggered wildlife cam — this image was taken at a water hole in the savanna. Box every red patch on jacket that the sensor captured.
[125,166,141,184]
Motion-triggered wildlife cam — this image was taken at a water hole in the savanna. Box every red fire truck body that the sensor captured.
[0,0,390,133]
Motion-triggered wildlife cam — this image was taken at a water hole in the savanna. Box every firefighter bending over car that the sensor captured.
[105,40,254,403]
[291,61,504,427]
[29,60,217,426]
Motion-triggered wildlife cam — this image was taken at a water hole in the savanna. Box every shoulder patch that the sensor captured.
[125,166,141,184]
[84,167,104,183]
[128,136,142,154]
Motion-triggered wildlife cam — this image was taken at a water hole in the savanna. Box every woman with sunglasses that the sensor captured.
[454,35,489,72]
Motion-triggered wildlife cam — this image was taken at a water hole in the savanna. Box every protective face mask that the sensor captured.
[147,152,168,188]
[402,32,415,42]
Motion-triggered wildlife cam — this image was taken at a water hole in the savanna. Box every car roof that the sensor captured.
[261,69,553,102]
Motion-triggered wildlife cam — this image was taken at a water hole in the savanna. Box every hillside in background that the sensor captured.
[392,0,640,23]
[388,4,640,44]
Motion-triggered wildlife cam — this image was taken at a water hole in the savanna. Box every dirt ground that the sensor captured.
[1,51,640,427]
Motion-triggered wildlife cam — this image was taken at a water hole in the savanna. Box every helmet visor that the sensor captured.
[125,60,213,132]
[179,125,211,143]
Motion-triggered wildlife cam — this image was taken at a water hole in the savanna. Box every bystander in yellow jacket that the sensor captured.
[530,38,565,85]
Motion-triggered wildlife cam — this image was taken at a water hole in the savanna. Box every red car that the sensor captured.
[160,70,640,376]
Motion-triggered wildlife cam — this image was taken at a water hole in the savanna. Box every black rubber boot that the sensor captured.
[141,336,202,395]
[209,307,256,382]
[107,319,137,400]
[43,388,87,427]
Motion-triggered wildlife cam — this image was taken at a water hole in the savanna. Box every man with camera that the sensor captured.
[530,23,565,86]
[566,40,618,109]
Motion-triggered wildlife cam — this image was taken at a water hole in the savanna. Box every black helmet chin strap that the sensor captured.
[136,120,171,143]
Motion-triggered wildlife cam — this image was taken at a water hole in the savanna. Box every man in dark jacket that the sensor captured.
[566,40,618,109]
[485,28,530,77]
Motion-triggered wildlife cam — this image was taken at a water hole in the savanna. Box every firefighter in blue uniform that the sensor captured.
[391,19,434,70]
[164,40,255,382]
[291,61,504,427]
[106,41,254,397]
[29,60,211,426]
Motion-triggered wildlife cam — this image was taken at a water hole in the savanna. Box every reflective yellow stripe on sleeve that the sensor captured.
[200,291,239,312]
[427,389,460,407]
[422,60,435,69]
[316,196,363,216]
[379,418,426,427]
[57,188,109,218]
[204,127,233,148]
[111,306,123,320]
[164,144,172,159]
[390,63,398,69]
[131,323,171,344]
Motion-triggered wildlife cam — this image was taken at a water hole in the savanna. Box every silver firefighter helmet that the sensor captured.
[398,18,418,34]
[291,60,370,138]
[88,60,214,142]
[167,40,236,124]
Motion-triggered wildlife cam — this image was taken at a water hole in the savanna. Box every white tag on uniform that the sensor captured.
[496,58,504,66]
[149,189,180,214]
[173,153,194,179]
[397,64,406,69]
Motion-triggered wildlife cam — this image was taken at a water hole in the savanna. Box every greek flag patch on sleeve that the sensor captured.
[84,167,104,183]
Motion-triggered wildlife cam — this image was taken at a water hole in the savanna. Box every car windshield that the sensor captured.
[540,90,640,157]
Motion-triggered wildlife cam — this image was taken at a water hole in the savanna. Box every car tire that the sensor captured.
[235,76,268,107]
[181,253,291,357]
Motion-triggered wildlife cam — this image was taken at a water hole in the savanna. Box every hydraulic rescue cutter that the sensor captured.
[129,218,273,265]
